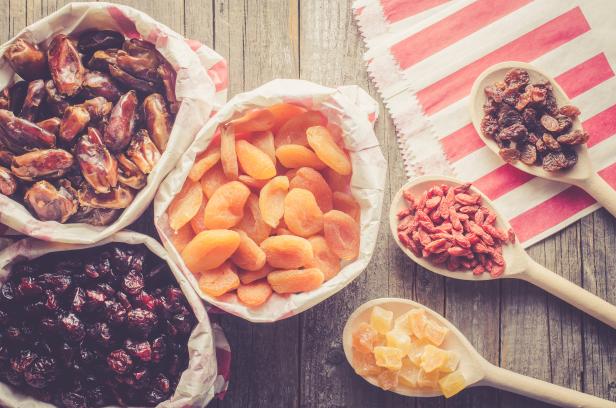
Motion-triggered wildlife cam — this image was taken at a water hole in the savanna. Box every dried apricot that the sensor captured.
[231,230,267,271]
[306,236,340,281]
[267,267,324,293]
[284,188,323,237]
[238,263,272,285]
[237,279,273,308]
[274,110,327,147]
[260,235,313,269]
[327,123,344,146]
[227,108,275,133]
[190,196,208,234]
[274,227,293,235]
[188,146,220,181]
[220,127,238,179]
[238,174,268,191]
[236,194,272,243]
[259,176,289,228]
[182,229,241,272]
[200,163,230,198]
[268,103,307,132]
[203,181,250,229]
[307,126,351,175]
[168,224,194,253]
[322,167,351,192]
[167,179,203,231]
[252,130,276,163]
[198,261,240,297]
[333,191,360,222]
[236,139,276,180]
[275,145,326,169]
[323,210,360,260]
[289,167,333,212]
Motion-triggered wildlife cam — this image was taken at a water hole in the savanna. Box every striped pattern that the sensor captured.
[353,0,616,247]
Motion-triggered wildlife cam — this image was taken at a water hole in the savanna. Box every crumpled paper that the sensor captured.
[0,230,220,408]
[0,1,227,244]
[154,79,387,322]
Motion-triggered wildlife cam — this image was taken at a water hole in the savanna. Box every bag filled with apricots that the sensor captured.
[154,79,386,322]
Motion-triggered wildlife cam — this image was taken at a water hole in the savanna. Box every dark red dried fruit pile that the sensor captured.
[0,244,196,407]
[481,68,588,172]
[0,29,178,225]
[397,183,515,277]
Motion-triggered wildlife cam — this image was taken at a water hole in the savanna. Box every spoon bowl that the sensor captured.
[390,175,616,328]
[343,297,616,407]
[469,61,593,183]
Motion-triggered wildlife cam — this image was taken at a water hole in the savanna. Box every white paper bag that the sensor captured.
[154,79,387,322]
[0,2,227,244]
[0,231,220,407]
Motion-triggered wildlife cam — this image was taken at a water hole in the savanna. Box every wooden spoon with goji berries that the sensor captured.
[389,175,616,329]
[469,61,616,217]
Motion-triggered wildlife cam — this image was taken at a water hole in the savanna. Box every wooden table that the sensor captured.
[3,1,615,407]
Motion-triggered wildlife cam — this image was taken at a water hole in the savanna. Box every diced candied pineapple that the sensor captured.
[417,367,440,389]
[393,311,413,335]
[352,349,381,377]
[438,371,466,398]
[370,306,393,334]
[440,350,460,373]
[352,322,378,354]
[408,308,428,339]
[377,369,399,391]
[407,339,427,366]
[373,346,404,371]
[398,358,420,388]
[386,329,412,355]
[420,344,449,373]
[424,319,449,346]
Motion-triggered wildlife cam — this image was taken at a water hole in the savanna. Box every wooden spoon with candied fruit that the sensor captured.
[343,298,616,406]
[469,61,616,217]
[390,175,616,329]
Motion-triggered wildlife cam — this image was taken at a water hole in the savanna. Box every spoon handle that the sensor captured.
[520,258,616,329]
[481,363,616,408]
[578,173,616,218]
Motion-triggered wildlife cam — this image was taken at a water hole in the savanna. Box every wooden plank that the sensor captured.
[580,209,616,402]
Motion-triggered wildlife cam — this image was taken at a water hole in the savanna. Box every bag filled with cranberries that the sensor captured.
[154,79,386,322]
[0,231,221,407]
[0,2,227,244]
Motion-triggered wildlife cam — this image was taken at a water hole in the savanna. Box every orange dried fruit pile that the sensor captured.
[351,305,465,397]
[166,104,362,308]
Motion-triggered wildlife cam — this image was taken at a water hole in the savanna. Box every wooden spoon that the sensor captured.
[342,297,616,407]
[469,61,616,217]
[389,175,616,329]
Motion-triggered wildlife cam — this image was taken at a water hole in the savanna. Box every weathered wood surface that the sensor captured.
[2,1,614,407]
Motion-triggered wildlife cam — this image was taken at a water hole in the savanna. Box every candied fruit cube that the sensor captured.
[377,369,399,391]
[393,311,413,335]
[373,346,403,371]
[386,329,412,355]
[398,358,420,388]
[441,351,460,373]
[408,308,428,339]
[370,306,393,334]
[352,349,381,377]
[417,367,440,389]
[420,345,449,373]
[438,371,466,398]
[352,322,378,354]
[424,319,449,346]
[408,339,427,366]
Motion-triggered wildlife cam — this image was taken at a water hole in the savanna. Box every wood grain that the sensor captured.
[0,1,613,407]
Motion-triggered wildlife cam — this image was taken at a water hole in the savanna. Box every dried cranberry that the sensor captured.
[0,281,16,303]
[0,309,8,326]
[4,367,24,386]
[127,308,158,338]
[170,314,193,336]
[504,68,530,90]
[133,290,155,310]
[85,289,106,310]
[153,372,171,394]
[24,356,57,388]
[61,391,88,408]
[104,300,127,326]
[86,322,113,349]
[11,349,37,373]
[110,246,145,274]
[107,349,132,374]
[145,388,166,405]
[151,336,167,363]
[38,273,72,294]
[122,270,144,295]
[84,256,111,279]
[71,287,86,312]
[116,291,132,310]
[95,283,116,297]
[124,339,152,362]
[58,313,85,343]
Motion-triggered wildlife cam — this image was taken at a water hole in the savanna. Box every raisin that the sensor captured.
[480,115,499,139]
[24,356,57,388]
[540,114,560,132]
[557,129,589,145]
[522,108,540,131]
[519,143,538,165]
[542,150,576,171]
[555,114,573,134]
[483,98,499,116]
[504,68,530,90]
[498,147,520,163]
[497,123,527,141]
[0,282,15,303]
[559,105,580,118]
[497,106,522,127]
[542,133,561,150]
[484,85,503,102]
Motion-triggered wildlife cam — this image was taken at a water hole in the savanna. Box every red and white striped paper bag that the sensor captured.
[353,0,616,247]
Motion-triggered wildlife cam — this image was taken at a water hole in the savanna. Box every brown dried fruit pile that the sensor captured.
[481,68,588,172]
[167,104,362,308]
[0,29,178,225]
[397,183,515,277]
[0,244,196,407]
